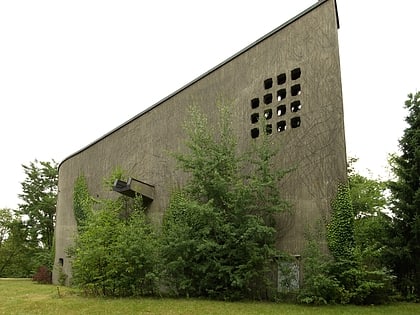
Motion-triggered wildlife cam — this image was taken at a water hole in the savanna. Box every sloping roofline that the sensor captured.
[60,0,338,168]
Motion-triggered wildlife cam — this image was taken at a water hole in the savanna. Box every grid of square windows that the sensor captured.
[250,67,302,138]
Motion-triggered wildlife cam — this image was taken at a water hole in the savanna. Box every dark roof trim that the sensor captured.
[334,0,340,29]
[60,0,336,168]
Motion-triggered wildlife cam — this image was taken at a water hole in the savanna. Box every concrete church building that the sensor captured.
[53,0,346,285]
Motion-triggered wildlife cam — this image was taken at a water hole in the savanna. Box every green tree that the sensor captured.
[347,158,390,268]
[388,91,420,299]
[348,157,388,218]
[300,177,394,305]
[17,159,58,252]
[0,208,32,277]
[161,103,289,300]
[71,195,159,296]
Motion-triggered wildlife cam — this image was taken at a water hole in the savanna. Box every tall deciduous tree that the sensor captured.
[347,158,390,267]
[17,160,58,251]
[162,103,290,300]
[347,157,388,218]
[0,208,31,277]
[388,91,420,298]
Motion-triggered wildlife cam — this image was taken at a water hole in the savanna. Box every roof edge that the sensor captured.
[59,0,333,169]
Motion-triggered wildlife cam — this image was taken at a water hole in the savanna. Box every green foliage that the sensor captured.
[17,159,58,251]
[301,181,395,305]
[102,166,125,191]
[354,213,390,269]
[347,158,395,301]
[387,91,420,299]
[32,265,52,284]
[162,103,289,300]
[331,256,395,305]
[0,208,33,277]
[161,193,276,300]
[174,103,289,216]
[3,279,420,315]
[298,230,344,305]
[71,193,159,297]
[73,175,94,231]
[300,239,395,305]
[173,104,239,209]
[14,159,58,278]
[327,184,354,261]
[347,157,388,218]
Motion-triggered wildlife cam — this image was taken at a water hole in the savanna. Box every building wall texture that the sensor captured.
[53,0,346,284]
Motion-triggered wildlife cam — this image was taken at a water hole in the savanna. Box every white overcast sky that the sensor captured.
[1,0,419,210]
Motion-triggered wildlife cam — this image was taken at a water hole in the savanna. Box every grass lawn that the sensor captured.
[0,279,419,315]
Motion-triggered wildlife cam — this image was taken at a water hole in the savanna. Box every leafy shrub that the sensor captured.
[161,104,289,301]
[32,265,52,284]
[298,238,347,305]
[331,256,395,305]
[161,192,276,300]
[300,184,395,305]
[71,196,159,296]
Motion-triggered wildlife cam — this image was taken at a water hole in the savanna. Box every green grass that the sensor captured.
[0,279,419,315]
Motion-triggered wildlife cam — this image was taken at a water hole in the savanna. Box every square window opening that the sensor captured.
[251,128,260,138]
[277,120,286,132]
[264,78,273,90]
[264,93,273,105]
[251,98,259,109]
[266,124,273,135]
[277,104,286,116]
[277,73,286,85]
[277,89,287,101]
[291,100,302,112]
[291,117,301,128]
[264,109,273,120]
[291,84,301,96]
[291,68,301,80]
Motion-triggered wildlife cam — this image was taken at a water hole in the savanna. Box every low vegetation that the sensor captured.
[1,279,420,315]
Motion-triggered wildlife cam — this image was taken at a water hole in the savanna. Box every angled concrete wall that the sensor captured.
[53,0,346,284]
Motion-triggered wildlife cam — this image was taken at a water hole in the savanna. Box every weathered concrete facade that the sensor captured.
[53,0,346,284]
